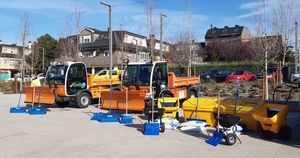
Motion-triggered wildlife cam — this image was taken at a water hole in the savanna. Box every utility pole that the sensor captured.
[295,21,299,74]
[188,14,192,77]
[134,39,138,61]
[160,13,166,61]
[42,47,45,74]
[100,1,112,111]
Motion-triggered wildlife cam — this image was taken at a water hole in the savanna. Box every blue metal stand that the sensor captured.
[119,114,133,124]
[144,123,160,135]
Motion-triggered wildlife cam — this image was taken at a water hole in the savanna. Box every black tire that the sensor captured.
[278,125,292,140]
[238,124,248,134]
[225,133,236,145]
[159,90,174,98]
[261,130,274,140]
[55,100,69,108]
[160,123,165,133]
[77,92,91,108]
[187,90,197,98]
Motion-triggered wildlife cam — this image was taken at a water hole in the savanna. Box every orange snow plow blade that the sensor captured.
[24,86,56,105]
[101,90,146,111]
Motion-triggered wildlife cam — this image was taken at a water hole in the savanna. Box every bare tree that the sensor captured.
[253,0,284,99]
[19,12,30,91]
[58,8,83,61]
[145,0,156,61]
[273,0,295,66]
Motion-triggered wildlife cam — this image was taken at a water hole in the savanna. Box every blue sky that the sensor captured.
[0,0,299,45]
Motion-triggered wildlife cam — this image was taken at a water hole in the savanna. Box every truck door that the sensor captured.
[66,63,88,95]
[152,62,168,97]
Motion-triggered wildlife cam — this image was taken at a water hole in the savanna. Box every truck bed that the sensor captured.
[168,72,199,89]
[88,75,121,88]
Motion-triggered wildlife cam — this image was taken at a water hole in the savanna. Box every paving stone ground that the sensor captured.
[0,94,299,158]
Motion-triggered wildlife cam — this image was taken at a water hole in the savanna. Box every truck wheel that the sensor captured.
[77,92,91,108]
[56,100,69,108]
[159,90,174,98]
[279,125,292,140]
[261,130,273,140]
[160,123,165,133]
[225,133,236,145]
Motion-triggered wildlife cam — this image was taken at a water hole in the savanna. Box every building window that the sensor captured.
[4,59,10,64]
[84,38,90,43]
[124,35,128,43]
[81,35,92,43]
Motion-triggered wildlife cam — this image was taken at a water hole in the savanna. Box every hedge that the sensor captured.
[169,61,280,76]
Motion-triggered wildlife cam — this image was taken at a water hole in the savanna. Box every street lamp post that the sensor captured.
[295,21,298,74]
[100,1,113,111]
[188,14,192,77]
[36,47,45,74]
[160,13,166,61]
[41,47,45,74]
[134,39,138,61]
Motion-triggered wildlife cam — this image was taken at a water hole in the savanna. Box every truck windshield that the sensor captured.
[123,64,152,86]
[46,65,68,85]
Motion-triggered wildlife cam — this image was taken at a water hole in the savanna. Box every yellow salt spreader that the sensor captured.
[181,97,292,140]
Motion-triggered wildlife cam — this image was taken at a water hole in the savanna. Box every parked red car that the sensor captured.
[226,70,256,83]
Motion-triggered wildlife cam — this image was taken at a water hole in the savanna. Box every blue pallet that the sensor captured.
[119,114,133,124]
[144,123,160,135]
[98,114,119,123]
[28,108,47,115]
[10,107,27,113]
[91,112,105,120]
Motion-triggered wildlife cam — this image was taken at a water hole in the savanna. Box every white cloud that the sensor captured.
[235,11,259,19]
[239,1,262,10]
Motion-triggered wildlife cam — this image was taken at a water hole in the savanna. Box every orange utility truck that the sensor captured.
[101,61,200,111]
[24,61,120,108]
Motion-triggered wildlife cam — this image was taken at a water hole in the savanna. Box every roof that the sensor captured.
[0,44,22,49]
[80,27,103,34]
[80,31,120,50]
[80,30,148,51]
[198,42,206,49]
[205,25,245,39]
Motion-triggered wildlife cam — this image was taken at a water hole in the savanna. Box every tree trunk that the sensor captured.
[265,50,269,100]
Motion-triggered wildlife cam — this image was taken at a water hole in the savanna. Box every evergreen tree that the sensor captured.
[26,34,59,74]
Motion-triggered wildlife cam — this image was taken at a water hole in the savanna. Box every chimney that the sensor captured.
[210,24,213,29]
[0,40,2,45]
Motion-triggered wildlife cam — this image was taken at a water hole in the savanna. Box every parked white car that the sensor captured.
[5,75,31,82]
